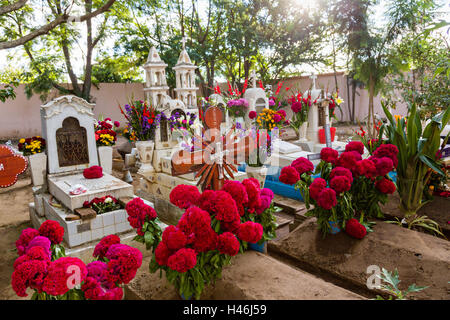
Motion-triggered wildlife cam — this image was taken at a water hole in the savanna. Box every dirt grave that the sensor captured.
[269,218,450,300]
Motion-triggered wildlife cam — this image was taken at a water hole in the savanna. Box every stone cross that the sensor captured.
[310,73,318,90]
[251,70,257,88]
[181,37,187,50]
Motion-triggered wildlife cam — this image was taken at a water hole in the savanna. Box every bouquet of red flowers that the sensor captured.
[83,196,122,215]
[12,222,142,300]
[128,180,276,300]
[125,197,163,251]
[279,141,398,237]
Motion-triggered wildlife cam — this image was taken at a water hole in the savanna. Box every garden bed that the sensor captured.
[268,218,450,300]
[125,251,364,300]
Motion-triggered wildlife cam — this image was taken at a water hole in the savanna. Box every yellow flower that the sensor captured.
[19,139,25,144]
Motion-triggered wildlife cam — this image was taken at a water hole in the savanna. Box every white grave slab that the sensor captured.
[48,173,133,211]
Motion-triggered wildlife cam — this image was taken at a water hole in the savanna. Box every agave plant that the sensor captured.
[382,102,449,217]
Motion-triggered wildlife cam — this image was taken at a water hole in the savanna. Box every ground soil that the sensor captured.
[381,192,450,238]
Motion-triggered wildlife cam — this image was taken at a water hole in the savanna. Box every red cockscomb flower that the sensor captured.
[317,188,337,210]
[238,221,263,244]
[292,157,314,176]
[320,147,339,164]
[42,257,87,296]
[93,235,121,261]
[345,218,367,239]
[330,176,351,194]
[309,177,327,200]
[336,152,360,171]
[11,260,49,297]
[155,242,172,266]
[167,248,197,273]
[279,166,300,185]
[38,220,64,245]
[170,185,201,209]
[222,181,249,216]
[375,157,394,177]
[249,111,257,119]
[16,228,39,256]
[105,244,143,284]
[162,226,187,251]
[217,232,240,256]
[375,178,396,194]
[242,179,262,213]
[177,206,212,237]
[330,166,353,184]
[345,141,365,155]
[356,159,377,179]
[192,228,218,253]
[373,144,399,168]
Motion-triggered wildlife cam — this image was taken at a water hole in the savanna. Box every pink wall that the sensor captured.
[0,83,145,139]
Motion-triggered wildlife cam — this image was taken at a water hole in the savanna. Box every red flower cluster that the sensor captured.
[330,167,354,184]
[317,188,337,210]
[279,166,300,185]
[309,177,327,200]
[373,144,399,168]
[336,151,361,171]
[42,257,88,296]
[93,235,121,260]
[38,220,64,245]
[222,180,249,216]
[330,176,351,194]
[345,141,365,155]
[345,219,367,239]
[83,195,118,208]
[242,178,262,213]
[104,244,143,284]
[238,222,263,243]
[356,159,377,178]
[217,232,240,256]
[125,197,157,236]
[16,228,40,256]
[169,185,201,209]
[375,178,396,194]
[292,157,314,176]
[83,165,103,179]
[320,147,339,164]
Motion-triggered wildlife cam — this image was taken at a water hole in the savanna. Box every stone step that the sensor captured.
[269,218,450,300]
[124,251,364,300]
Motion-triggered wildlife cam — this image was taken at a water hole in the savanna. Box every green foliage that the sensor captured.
[382,101,450,217]
[375,268,428,300]
[133,218,163,252]
[0,80,18,102]
[386,214,445,238]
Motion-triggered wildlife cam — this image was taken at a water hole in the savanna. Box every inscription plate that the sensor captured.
[56,117,89,167]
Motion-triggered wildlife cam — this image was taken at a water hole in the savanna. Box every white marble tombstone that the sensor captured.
[41,95,99,175]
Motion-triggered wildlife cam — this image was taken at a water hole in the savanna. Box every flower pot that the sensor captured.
[245,165,268,189]
[248,241,267,253]
[328,221,341,234]
[135,141,155,174]
[180,293,192,300]
[318,127,336,144]
[28,152,47,186]
[97,146,113,175]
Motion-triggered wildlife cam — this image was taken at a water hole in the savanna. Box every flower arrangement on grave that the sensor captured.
[227,98,249,118]
[125,180,276,300]
[267,81,290,111]
[328,92,344,121]
[279,141,397,236]
[255,108,286,132]
[12,222,142,300]
[18,136,46,156]
[119,100,159,141]
[94,117,120,147]
[83,196,122,215]
[287,93,310,136]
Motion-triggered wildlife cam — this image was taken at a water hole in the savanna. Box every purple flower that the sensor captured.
[26,236,51,258]
[235,122,242,129]
[269,99,275,107]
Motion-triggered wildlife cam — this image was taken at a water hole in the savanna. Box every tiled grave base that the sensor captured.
[28,192,154,248]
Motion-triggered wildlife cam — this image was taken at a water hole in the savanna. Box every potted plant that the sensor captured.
[18,136,46,186]
[95,117,120,174]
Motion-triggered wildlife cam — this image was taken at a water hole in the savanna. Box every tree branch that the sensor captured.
[0,0,116,50]
[0,0,28,15]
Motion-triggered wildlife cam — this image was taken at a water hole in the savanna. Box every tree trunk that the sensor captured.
[368,75,375,138]
[82,0,93,102]
[351,80,356,124]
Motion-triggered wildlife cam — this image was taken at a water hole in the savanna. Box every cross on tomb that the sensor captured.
[309,73,318,90]
[251,70,257,88]
[181,37,187,50]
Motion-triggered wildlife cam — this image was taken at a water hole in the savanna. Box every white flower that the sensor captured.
[104,197,113,203]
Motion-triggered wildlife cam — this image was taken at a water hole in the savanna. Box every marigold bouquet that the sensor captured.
[12,221,142,300]
[18,136,46,156]
[255,108,286,131]
[119,100,159,141]
[83,196,122,215]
